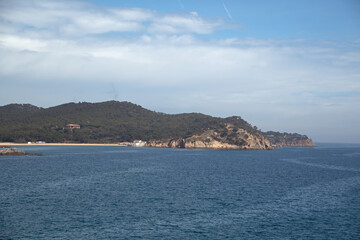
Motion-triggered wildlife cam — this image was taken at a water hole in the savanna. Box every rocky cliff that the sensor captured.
[147,124,273,150]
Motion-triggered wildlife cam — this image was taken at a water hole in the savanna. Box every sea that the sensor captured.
[0,143,360,239]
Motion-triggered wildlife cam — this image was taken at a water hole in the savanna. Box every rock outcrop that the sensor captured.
[147,124,273,150]
[0,147,40,156]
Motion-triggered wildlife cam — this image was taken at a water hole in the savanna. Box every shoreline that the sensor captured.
[0,142,122,147]
[0,142,318,150]
[0,142,271,150]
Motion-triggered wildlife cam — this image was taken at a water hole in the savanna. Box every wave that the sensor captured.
[281,158,360,173]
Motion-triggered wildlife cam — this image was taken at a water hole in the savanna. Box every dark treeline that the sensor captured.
[0,101,257,143]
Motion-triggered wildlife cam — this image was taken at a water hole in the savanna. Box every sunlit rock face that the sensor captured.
[147,124,273,150]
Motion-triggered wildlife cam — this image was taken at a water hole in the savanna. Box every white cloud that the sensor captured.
[1,33,358,95]
[0,0,221,36]
[148,13,222,34]
[110,8,154,21]
[0,35,48,51]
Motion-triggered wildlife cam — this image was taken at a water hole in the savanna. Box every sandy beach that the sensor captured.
[0,142,122,147]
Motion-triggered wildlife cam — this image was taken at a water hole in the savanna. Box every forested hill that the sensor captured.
[0,101,259,144]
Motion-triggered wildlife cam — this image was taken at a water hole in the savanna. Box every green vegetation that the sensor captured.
[0,101,259,143]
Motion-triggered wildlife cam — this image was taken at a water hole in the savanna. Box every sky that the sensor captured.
[0,0,360,143]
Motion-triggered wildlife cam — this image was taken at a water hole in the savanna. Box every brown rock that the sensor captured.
[0,147,41,156]
[146,124,274,150]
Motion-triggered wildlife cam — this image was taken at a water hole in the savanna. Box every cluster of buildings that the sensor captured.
[118,140,147,147]
[27,141,45,144]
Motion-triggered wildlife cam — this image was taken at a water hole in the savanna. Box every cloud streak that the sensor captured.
[222,1,232,19]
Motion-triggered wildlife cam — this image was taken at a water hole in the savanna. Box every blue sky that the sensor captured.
[0,0,359,143]
[91,0,360,39]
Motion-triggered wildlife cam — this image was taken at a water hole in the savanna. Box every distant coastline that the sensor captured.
[0,101,315,150]
[0,142,121,147]
[0,141,314,150]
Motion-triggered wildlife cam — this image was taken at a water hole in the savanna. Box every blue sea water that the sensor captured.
[0,144,360,239]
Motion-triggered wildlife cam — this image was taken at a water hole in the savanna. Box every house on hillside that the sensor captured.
[65,124,80,130]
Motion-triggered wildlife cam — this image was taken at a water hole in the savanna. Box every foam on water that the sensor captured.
[281,157,360,172]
